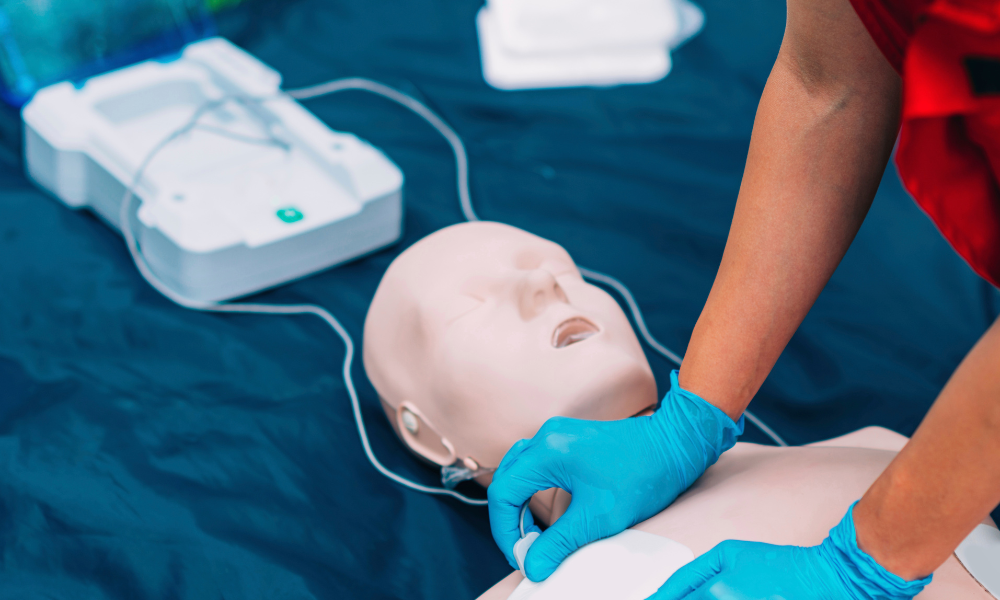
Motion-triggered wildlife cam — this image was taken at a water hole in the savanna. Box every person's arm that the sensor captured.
[653,319,1000,600]
[653,0,1000,593]
[679,0,901,419]
[855,316,1000,579]
[487,0,904,581]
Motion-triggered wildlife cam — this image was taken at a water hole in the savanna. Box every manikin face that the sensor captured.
[363,222,657,474]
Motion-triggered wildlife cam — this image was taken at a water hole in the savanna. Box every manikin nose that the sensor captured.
[518,269,568,320]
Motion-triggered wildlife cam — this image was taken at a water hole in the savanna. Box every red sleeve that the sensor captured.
[847,0,931,73]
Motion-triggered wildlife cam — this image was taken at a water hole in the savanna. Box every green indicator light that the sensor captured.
[276,207,304,223]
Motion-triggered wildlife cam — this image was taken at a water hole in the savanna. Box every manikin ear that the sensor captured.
[395,402,457,467]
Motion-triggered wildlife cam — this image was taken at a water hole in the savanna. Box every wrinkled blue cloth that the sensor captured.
[489,370,743,581]
[1,0,998,598]
[651,502,932,600]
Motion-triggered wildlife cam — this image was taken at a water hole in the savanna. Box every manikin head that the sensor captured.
[363,222,657,486]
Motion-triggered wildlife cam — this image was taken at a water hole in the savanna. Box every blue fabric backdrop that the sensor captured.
[1,0,998,598]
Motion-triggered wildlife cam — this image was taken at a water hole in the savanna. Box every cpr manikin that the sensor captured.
[363,222,995,599]
[364,221,657,516]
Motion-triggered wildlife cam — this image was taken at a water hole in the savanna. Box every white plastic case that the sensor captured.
[23,37,404,302]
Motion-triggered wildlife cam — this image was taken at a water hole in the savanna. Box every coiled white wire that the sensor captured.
[118,83,490,506]
[117,77,786,512]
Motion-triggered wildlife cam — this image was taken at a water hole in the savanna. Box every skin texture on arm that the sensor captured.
[855,316,1000,579]
[678,0,902,419]
[677,0,1000,584]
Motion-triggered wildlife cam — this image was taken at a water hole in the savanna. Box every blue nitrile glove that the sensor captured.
[488,370,744,582]
[649,501,933,600]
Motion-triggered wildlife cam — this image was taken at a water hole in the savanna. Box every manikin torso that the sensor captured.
[362,222,994,600]
[480,429,995,599]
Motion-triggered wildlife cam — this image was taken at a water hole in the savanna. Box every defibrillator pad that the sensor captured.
[507,530,693,600]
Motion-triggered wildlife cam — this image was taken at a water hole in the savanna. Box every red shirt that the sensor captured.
[850,0,1000,288]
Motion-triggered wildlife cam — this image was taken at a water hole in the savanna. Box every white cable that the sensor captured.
[578,267,786,445]
[742,410,787,446]
[285,78,478,225]
[519,502,528,539]
[577,266,786,445]
[576,267,684,366]
[578,269,786,445]
[297,81,790,447]
[117,90,488,506]
[118,76,786,514]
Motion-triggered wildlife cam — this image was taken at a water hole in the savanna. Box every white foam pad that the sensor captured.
[507,530,693,600]
[514,531,540,573]
[667,0,705,50]
[477,7,671,91]
[489,0,680,55]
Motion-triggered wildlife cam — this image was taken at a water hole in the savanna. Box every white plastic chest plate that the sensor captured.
[956,524,1000,598]
[508,530,693,600]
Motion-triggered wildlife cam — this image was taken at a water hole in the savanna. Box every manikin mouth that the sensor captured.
[552,317,600,349]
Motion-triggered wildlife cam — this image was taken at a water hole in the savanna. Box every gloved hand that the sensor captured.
[648,502,933,600]
[488,370,744,582]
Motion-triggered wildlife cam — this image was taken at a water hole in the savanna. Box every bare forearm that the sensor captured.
[679,0,901,418]
[854,317,1000,579]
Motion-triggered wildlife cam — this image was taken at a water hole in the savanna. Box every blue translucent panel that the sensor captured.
[0,0,216,106]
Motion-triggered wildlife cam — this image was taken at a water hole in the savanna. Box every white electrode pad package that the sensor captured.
[508,530,694,600]
[492,0,681,55]
[478,0,705,91]
[23,37,403,302]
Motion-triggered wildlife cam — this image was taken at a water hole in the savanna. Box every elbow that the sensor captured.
[772,42,900,125]
[775,0,902,120]
[778,47,861,115]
